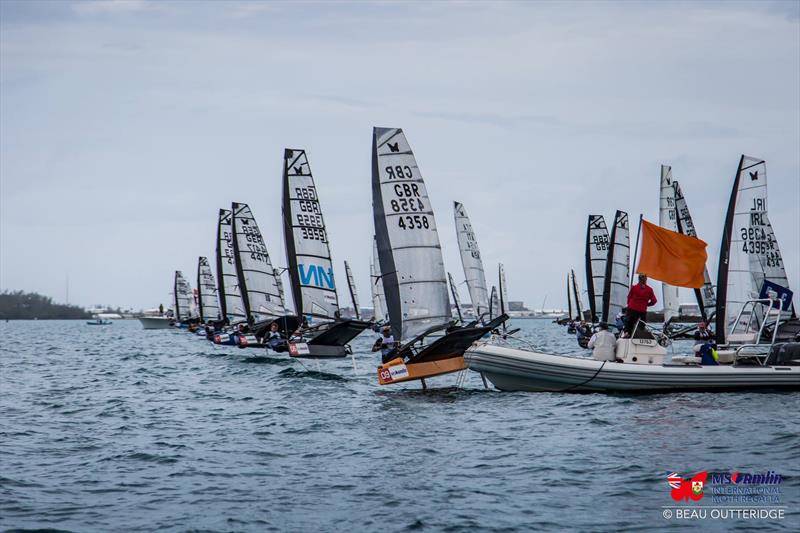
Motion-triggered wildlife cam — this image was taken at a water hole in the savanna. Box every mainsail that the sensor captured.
[659,165,680,324]
[602,210,630,324]
[489,285,500,320]
[585,215,609,322]
[282,149,339,322]
[274,268,286,308]
[231,202,285,327]
[173,270,193,321]
[216,208,246,324]
[370,236,387,322]
[715,156,784,343]
[674,180,716,317]
[197,256,220,322]
[344,260,361,320]
[372,127,451,341]
[453,201,490,317]
[448,272,463,323]
[499,263,508,317]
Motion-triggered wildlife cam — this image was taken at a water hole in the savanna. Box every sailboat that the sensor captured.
[231,202,289,346]
[344,261,361,320]
[280,148,369,357]
[585,215,609,323]
[715,155,798,348]
[601,210,630,331]
[372,127,501,386]
[659,166,682,326]
[211,208,250,345]
[173,270,197,327]
[370,236,387,328]
[454,201,489,321]
[197,256,221,326]
[448,272,465,324]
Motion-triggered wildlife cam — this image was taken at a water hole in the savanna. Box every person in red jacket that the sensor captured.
[624,273,657,336]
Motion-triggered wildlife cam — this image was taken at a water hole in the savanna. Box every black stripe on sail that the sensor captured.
[715,155,744,345]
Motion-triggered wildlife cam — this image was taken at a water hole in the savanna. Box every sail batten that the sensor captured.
[232,202,285,327]
[454,201,490,317]
[372,127,451,341]
[282,149,339,322]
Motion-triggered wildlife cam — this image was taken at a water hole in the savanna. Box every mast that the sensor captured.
[566,272,573,320]
[282,148,339,322]
[570,268,583,321]
[344,261,361,320]
[585,215,609,322]
[372,127,451,342]
[499,263,508,316]
[602,210,630,323]
[173,270,180,320]
[453,201,490,316]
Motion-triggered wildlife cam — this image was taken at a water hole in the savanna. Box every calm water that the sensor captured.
[1,319,797,532]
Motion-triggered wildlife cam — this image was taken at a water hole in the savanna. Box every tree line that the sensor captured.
[0,290,91,320]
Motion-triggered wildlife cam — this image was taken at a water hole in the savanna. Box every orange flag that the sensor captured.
[636,219,708,288]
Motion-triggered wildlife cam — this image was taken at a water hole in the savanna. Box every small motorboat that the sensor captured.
[465,317,800,392]
[86,318,112,326]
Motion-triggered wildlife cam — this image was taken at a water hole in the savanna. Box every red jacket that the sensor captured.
[627,283,657,313]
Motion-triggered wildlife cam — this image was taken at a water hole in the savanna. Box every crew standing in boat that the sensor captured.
[588,322,617,362]
[624,274,657,336]
[372,325,397,363]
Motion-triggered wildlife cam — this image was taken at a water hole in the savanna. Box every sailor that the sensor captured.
[372,325,397,363]
[615,308,626,333]
[266,322,287,352]
[588,322,617,362]
[159,303,164,315]
[693,321,711,345]
[624,274,657,337]
[694,340,719,365]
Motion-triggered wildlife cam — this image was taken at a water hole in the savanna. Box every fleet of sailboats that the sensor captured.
[149,132,798,392]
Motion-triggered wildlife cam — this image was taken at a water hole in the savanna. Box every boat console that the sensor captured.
[614,321,667,365]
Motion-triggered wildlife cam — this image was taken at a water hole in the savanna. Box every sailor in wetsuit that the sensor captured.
[266,322,287,352]
[372,325,397,363]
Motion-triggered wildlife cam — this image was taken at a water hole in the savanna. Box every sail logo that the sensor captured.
[298,264,335,289]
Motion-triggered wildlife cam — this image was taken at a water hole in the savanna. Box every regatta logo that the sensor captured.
[667,471,707,501]
[709,471,783,485]
[298,264,335,289]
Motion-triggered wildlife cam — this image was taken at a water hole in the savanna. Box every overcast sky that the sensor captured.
[1,0,798,312]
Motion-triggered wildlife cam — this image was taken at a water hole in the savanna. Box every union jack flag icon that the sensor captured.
[667,472,681,489]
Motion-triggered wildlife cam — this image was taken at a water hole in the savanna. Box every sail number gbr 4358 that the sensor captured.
[384,166,430,231]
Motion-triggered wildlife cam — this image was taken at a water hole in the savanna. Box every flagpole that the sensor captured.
[630,214,643,286]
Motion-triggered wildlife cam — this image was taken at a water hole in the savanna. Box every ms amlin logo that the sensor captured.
[661,470,786,522]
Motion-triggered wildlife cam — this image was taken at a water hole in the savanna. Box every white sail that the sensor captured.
[719,156,769,339]
[585,215,609,322]
[453,201,490,317]
[602,210,630,323]
[372,127,451,341]
[674,181,716,313]
[370,236,387,322]
[344,260,361,320]
[447,272,464,322]
[282,149,339,322]
[659,165,680,324]
[197,256,220,322]
[232,202,286,326]
[173,270,193,321]
[216,209,246,324]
